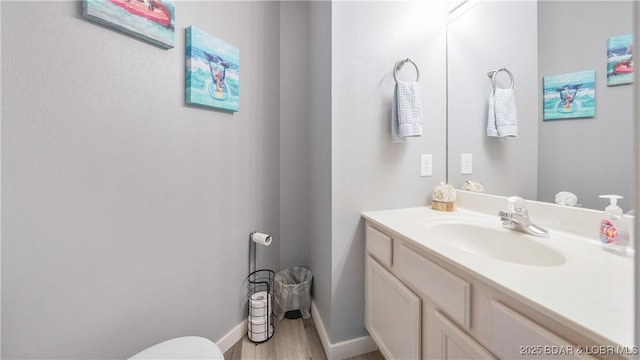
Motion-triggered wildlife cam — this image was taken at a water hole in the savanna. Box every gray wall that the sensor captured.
[1,1,284,358]
[308,0,333,339]
[447,0,539,199]
[537,1,635,211]
[279,1,310,271]
[330,1,448,343]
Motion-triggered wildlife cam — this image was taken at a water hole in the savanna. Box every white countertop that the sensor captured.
[362,205,635,348]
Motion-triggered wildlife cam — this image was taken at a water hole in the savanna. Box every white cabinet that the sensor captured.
[365,255,421,360]
[433,310,496,360]
[489,301,596,360]
[364,222,605,360]
[395,242,471,329]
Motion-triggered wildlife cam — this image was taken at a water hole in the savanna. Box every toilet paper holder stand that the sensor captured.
[247,231,275,343]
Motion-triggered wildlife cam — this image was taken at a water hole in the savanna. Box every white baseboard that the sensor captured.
[311,301,378,360]
[215,319,246,354]
[311,300,332,356]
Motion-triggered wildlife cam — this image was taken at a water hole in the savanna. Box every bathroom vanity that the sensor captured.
[363,191,635,360]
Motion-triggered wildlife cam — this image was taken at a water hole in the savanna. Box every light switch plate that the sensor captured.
[420,154,433,177]
[461,153,472,174]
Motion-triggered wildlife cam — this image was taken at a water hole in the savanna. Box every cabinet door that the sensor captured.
[365,256,421,360]
[489,301,597,360]
[433,310,496,360]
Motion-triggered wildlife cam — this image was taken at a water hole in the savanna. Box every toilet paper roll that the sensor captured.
[248,291,272,342]
[248,318,273,342]
[249,291,272,318]
[251,232,272,246]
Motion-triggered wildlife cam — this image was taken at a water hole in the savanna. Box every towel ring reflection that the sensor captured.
[487,67,514,90]
[393,58,420,83]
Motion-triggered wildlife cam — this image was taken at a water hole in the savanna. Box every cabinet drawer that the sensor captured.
[366,225,392,267]
[395,243,471,329]
[489,301,596,359]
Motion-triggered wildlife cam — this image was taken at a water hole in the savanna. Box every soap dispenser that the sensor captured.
[598,195,630,252]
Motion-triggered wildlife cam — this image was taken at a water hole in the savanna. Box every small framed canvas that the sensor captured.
[83,0,175,49]
[543,70,596,121]
[607,33,633,86]
[185,26,240,112]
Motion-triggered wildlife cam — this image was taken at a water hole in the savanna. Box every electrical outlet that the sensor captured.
[420,154,433,177]
[461,153,473,174]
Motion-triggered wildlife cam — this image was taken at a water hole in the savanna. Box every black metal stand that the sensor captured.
[247,232,274,343]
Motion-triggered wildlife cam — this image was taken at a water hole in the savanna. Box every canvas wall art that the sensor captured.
[186,26,240,112]
[543,70,596,121]
[607,33,633,86]
[83,0,175,49]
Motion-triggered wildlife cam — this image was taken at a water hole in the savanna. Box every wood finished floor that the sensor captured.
[224,316,383,360]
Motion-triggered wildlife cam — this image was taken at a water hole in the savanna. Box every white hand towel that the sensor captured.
[392,81,422,143]
[487,91,499,137]
[391,93,403,143]
[488,87,517,137]
[495,88,517,137]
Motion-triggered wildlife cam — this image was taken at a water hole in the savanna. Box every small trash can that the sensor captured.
[273,267,312,320]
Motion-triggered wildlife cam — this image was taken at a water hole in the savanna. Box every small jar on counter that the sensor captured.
[432,183,456,212]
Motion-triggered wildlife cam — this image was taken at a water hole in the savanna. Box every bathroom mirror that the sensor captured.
[446,0,635,211]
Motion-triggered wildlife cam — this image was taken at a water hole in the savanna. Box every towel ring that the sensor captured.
[393,58,420,83]
[487,68,514,89]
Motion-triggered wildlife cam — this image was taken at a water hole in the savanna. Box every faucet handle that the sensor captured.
[507,196,529,217]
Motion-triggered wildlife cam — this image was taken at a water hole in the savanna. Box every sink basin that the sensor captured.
[425,220,566,266]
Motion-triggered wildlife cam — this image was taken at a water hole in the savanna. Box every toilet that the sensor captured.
[129,336,224,359]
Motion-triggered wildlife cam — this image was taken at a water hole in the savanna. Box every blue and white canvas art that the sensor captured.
[83,0,175,49]
[186,26,240,112]
[607,33,633,86]
[543,70,596,121]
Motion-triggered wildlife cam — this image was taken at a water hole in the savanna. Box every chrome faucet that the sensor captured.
[499,196,549,237]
